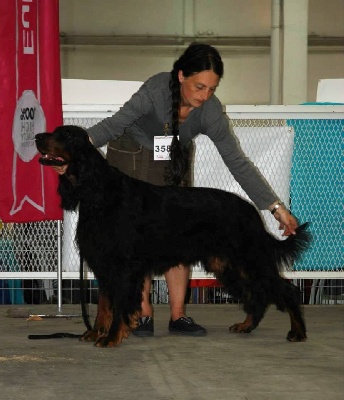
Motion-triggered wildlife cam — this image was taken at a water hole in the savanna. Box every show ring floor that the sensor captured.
[0,304,343,400]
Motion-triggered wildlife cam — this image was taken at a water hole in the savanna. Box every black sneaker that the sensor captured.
[132,316,154,337]
[168,316,207,336]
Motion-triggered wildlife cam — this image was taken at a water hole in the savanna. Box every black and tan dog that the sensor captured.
[35,125,311,347]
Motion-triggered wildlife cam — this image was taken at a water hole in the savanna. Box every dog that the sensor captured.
[35,125,311,347]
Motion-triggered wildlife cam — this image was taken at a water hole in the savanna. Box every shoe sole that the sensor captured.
[168,329,207,337]
[132,331,154,338]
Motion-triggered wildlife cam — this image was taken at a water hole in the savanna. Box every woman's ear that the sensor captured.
[178,70,184,83]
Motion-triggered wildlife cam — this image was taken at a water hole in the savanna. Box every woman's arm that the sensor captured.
[203,101,298,235]
[87,82,153,148]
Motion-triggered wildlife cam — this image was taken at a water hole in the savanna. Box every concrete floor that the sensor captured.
[0,303,343,400]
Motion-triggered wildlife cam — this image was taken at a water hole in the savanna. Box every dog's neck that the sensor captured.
[62,162,81,186]
[64,171,77,186]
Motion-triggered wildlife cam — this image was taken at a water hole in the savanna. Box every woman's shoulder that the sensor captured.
[203,95,223,112]
[200,95,224,122]
[144,72,170,91]
[195,95,227,130]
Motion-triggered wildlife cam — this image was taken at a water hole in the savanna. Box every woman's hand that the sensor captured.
[52,165,68,175]
[273,206,298,236]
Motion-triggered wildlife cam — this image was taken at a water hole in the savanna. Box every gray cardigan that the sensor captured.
[88,72,278,209]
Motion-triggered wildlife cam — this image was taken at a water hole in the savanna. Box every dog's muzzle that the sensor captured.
[38,156,67,167]
[35,134,67,166]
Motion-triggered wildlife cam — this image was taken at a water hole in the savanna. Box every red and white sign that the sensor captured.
[0,0,63,222]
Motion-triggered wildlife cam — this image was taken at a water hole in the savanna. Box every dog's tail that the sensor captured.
[272,223,312,270]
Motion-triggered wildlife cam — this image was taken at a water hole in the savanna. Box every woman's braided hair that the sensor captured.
[164,43,224,185]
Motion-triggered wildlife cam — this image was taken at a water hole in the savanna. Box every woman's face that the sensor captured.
[178,70,220,108]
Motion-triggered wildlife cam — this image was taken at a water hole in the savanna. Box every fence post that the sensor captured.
[57,220,63,313]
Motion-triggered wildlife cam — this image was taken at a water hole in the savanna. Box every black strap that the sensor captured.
[79,251,93,332]
[28,332,81,339]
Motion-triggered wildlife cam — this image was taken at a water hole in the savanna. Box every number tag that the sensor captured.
[154,135,175,161]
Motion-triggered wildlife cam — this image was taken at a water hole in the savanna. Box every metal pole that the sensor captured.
[29,218,82,320]
[282,0,309,104]
[270,0,281,104]
[57,219,63,314]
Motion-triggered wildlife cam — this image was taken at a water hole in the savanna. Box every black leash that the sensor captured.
[28,252,93,340]
[28,332,81,339]
[79,251,93,332]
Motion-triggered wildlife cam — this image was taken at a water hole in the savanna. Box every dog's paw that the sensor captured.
[79,330,98,342]
[94,335,122,348]
[286,330,307,342]
[128,313,139,330]
[229,322,254,333]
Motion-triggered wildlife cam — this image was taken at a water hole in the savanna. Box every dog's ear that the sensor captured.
[58,175,80,211]
[52,125,93,166]
[54,125,90,146]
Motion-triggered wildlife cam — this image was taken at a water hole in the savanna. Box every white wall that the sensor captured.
[59,0,272,36]
[59,0,344,105]
[60,47,272,105]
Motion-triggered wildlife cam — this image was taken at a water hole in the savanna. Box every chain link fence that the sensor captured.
[1,105,343,305]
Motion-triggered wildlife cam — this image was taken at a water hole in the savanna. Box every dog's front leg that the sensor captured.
[94,272,143,348]
[94,307,140,347]
[94,312,123,348]
[80,292,112,342]
[95,319,133,348]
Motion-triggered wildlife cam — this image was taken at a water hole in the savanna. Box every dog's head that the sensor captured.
[35,125,92,167]
[36,125,107,211]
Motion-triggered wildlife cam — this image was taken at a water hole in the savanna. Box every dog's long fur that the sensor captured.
[35,125,311,347]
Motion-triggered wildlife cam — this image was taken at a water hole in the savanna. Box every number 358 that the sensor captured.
[155,145,171,153]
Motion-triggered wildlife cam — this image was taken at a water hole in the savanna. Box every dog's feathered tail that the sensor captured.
[271,223,312,270]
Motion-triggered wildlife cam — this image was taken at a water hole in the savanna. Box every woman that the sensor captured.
[56,43,298,337]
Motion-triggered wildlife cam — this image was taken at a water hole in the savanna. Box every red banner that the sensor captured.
[0,0,63,223]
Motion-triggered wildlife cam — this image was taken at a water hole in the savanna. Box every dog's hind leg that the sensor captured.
[276,279,307,342]
[228,278,271,334]
[121,274,145,335]
[229,313,255,333]
[229,302,269,334]
[210,260,269,335]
